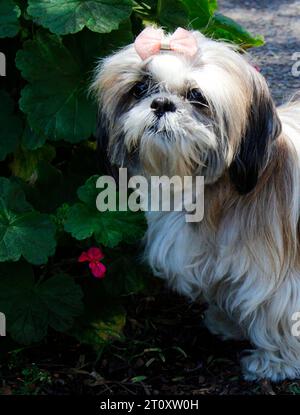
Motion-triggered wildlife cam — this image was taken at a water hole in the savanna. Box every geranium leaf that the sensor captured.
[27,0,133,35]
[0,262,83,344]
[39,274,84,332]
[16,31,95,143]
[16,27,132,143]
[0,178,56,264]
[180,0,213,29]
[0,0,21,38]
[10,144,56,181]
[72,304,126,349]
[204,13,264,48]
[103,253,148,297]
[21,124,48,150]
[0,90,22,161]
[17,143,100,214]
[64,176,146,248]
[157,0,189,31]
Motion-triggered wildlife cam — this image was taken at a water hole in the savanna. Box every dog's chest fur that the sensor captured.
[145,210,230,301]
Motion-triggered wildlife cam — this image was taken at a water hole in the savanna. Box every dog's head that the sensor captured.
[92,27,281,194]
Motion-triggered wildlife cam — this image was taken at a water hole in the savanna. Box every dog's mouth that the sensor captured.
[147,126,174,143]
[147,116,175,140]
[148,123,166,134]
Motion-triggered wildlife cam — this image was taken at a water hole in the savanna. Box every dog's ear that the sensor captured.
[96,111,119,182]
[229,83,282,194]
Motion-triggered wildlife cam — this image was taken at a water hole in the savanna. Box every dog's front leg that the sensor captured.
[240,285,300,382]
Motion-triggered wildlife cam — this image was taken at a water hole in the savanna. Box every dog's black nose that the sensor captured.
[150,97,176,117]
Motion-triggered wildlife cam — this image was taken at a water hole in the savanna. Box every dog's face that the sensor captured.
[92,29,281,194]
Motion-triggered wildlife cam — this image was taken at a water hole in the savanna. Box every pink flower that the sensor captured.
[78,247,106,279]
[88,261,106,279]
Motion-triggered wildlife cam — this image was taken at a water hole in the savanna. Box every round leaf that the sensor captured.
[64,175,146,247]
[27,0,133,35]
[0,0,20,38]
[21,124,48,150]
[16,27,132,143]
[16,32,96,143]
[0,90,22,161]
[0,262,83,344]
[0,178,57,264]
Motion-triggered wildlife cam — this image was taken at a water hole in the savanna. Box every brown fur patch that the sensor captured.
[205,134,300,274]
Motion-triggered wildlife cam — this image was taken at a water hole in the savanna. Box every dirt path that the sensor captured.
[220,0,300,104]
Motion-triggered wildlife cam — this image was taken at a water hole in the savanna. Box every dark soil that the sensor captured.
[1,287,300,396]
[1,0,300,396]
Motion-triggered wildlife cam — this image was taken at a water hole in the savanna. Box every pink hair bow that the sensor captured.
[134,27,198,60]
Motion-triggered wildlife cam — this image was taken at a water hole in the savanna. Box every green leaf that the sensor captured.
[157,0,189,31]
[0,0,21,38]
[131,375,147,383]
[27,0,133,35]
[21,124,48,150]
[16,31,95,143]
[0,178,56,264]
[64,175,146,247]
[103,253,147,297]
[180,0,213,29]
[38,274,84,332]
[133,0,189,31]
[0,262,83,344]
[0,91,22,161]
[72,304,126,349]
[16,27,132,143]
[18,162,65,213]
[132,0,222,36]
[10,144,56,181]
[17,142,100,214]
[204,13,264,48]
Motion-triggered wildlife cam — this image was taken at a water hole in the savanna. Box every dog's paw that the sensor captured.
[241,350,300,382]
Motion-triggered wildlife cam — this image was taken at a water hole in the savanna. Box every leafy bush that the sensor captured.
[0,0,262,350]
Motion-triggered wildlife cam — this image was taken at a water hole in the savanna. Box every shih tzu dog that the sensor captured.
[91,27,300,382]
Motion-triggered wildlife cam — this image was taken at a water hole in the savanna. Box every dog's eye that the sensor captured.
[132,81,148,99]
[187,89,208,106]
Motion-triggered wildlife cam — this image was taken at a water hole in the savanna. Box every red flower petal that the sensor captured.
[89,261,106,279]
[78,252,90,262]
[86,247,104,261]
[78,247,104,263]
